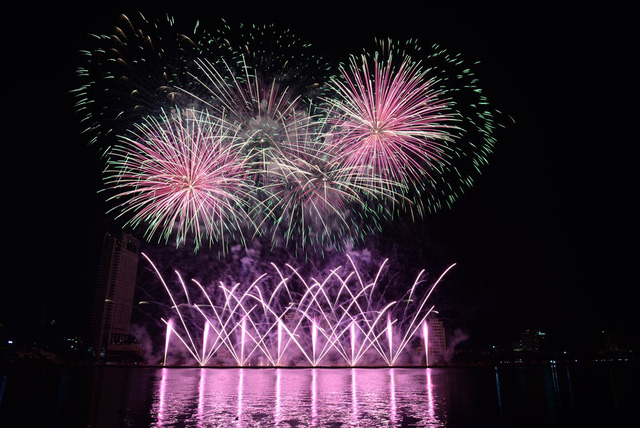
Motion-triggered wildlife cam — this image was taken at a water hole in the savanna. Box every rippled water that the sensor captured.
[149,368,444,427]
[0,363,638,427]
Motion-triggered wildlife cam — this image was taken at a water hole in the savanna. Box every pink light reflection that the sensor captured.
[236,368,244,427]
[197,368,206,423]
[149,367,446,426]
[311,368,318,425]
[158,368,167,426]
[275,368,282,425]
[389,368,397,424]
[351,368,358,424]
[426,368,435,423]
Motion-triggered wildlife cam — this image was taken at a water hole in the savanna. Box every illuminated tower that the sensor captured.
[90,231,140,361]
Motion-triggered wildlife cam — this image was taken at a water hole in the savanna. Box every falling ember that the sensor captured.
[144,253,455,367]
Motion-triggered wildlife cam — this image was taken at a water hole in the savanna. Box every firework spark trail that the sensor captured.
[73,13,222,151]
[412,41,502,213]
[423,320,429,366]
[325,48,454,193]
[104,109,255,252]
[163,319,173,366]
[182,57,304,154]
[210,20,334,102]
[255,116,395,252]
[76,14,503,253]
[177,57,387,252]
[145,252,454,367]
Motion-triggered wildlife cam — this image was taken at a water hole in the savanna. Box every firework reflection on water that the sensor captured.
[150,367,446,427]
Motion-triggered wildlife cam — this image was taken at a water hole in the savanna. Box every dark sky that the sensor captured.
[2,3,635,354]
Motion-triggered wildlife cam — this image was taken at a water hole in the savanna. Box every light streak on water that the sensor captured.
[351,368,358,424]
[275,369,282,426]
[151,367,446,427]
[389,368,397,425]
[494,366,503,415]
[426,368,436,423]
[311,368,318,425]
[197,368,205,422]
[157,368,167,426]
[236,368,244,427]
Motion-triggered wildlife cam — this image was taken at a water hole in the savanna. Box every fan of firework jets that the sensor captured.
[73,13,502,256]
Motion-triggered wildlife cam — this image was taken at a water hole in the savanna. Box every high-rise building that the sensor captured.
[36,308,58,351]
[513,329,547,353]
[427,318,447,365]
[90,231,141,361]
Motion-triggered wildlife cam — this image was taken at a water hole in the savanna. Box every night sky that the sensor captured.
[2,3,635,355]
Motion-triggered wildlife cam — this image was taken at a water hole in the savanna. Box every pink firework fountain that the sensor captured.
[145,253,454,367]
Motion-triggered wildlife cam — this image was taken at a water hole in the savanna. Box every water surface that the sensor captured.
[0,363,637,427]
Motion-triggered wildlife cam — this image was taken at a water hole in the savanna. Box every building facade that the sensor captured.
[90,231,140,361]
[513,329,547,353]
[427,318,447,365]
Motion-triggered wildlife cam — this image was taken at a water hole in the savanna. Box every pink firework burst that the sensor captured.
[104,109,254,251]
[325,46,456,194]
[183,57,303,152]
[257,112,401,252]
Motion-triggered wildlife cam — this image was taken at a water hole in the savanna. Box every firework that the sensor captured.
[73,12,223,152]
[210,20,334,102]
[177,53,397,252]
[255,111,404,253]
[75,15,503,253]
[142,252,454,367]
[324,39,502,217]
[324,41,455,204]
[183,56,307,168]
[406,41,502,213]
[103,109,254,252]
